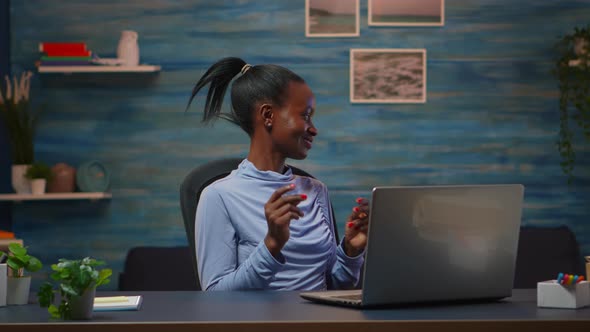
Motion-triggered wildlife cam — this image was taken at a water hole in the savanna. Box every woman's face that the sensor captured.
[271,82,317,160]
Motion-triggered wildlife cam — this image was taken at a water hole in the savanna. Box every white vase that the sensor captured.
[117,30,140,66]
[11,165,31,194]
[6,276,31,305]
[30,179,47,195]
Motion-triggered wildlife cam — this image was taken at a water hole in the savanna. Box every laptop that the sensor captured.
[300,184,525,308]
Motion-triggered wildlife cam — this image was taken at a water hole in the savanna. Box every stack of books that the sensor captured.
[38,42,93,66]
[0,230,22,252]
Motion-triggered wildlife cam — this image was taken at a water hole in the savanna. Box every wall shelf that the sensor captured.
[38,65,161,73]
[0,192,112,201]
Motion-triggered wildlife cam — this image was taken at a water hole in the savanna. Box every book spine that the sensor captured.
[39,42,87,53]
[41,56,92,61]
[42,49,92,57]
[40,61,93,66]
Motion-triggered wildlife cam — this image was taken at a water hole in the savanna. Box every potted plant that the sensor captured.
[0,71,40,193]
[24,162,53,195]
[37,257,112,320]
[2,242,42,305]
[554,25,590,182]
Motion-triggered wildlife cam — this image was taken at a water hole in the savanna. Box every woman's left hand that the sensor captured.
[343,197,369,257]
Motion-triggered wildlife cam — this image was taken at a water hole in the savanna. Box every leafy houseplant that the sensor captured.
[2,242,43,305]
[24,162,53,180]
[0,71,39,165]
[554,25,590,182]
[25,162,53,195]
[4,242,43,276]
[38,257,112,320]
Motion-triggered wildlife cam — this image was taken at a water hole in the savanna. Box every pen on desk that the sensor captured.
[560,273,569,285]
[556,273,564,284]
[572,275,579,285]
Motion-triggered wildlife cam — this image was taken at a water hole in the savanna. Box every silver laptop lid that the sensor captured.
[362,184,524,306]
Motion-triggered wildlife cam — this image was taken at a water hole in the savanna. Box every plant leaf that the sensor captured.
[96,268,113,286]
[48,304,60,319]
[26,256,43,272]
[8,242,26,256]
[60,283,78,297]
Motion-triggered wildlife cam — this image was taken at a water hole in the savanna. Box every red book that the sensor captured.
[43,49,92,57]
[39,42,87,53]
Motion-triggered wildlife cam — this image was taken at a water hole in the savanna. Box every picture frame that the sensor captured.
[305,0,360,37]
[350,48,427,104]
[368,0,444,27]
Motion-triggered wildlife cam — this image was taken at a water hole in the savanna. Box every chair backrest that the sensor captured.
[118,246,199,291]
[179,158,339,290]
[513,225,584,288]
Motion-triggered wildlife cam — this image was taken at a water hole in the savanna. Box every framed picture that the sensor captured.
[368,0,444,27]
[350,48,427,103]
[305,0,360,37]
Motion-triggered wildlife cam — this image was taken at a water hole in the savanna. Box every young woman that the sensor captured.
[187,57,369,291]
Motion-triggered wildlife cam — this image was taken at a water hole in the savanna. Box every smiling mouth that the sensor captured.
[303,137,313,149]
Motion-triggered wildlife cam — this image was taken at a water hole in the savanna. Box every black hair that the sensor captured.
[186,57,305,136]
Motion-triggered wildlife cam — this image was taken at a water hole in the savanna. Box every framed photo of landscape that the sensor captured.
[350,48,427,103]
[368,0,444,27]
[306,0,360,37]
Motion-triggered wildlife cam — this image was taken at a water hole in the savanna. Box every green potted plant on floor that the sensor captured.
[37,257,112,320]
[554,25,590,182]
[24,162,53,195]
[3,242,43,305]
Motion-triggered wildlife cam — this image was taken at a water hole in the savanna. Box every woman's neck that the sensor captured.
[247,146,286,173]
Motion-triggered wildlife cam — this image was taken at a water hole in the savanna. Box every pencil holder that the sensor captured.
[0,263,6,307]
[537,280,590,309]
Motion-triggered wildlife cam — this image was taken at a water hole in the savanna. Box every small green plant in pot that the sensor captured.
[3,242,43,305]
[24,162,53,195]
[38,257,112,320]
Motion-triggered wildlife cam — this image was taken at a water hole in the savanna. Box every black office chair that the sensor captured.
[118,246,199,291]
[513,226,585,288]
[179,157,340,290]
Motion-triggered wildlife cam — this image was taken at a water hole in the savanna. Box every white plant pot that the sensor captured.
[0,264,6,307]
[30,179,47,195]
[6,276,31,305]
[11,165,31,194]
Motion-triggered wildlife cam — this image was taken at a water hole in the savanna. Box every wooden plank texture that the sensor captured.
[7,0,590,290]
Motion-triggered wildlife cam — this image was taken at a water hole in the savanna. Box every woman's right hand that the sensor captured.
[264,184,307,258]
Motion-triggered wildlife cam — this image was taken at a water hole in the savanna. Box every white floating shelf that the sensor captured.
[0,192,112,201]
[38,65,161,73]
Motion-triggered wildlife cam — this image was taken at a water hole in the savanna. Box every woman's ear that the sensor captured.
[259,103,273,129]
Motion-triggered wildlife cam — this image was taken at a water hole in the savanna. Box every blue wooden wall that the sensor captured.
[0,0,12,231]
[7,0,590,290]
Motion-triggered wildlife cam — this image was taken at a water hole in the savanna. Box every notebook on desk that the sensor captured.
[300,184,525,308]
[93,295,143,311]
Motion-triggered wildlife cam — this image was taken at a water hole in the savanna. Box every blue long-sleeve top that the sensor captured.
[195,159,364,291]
